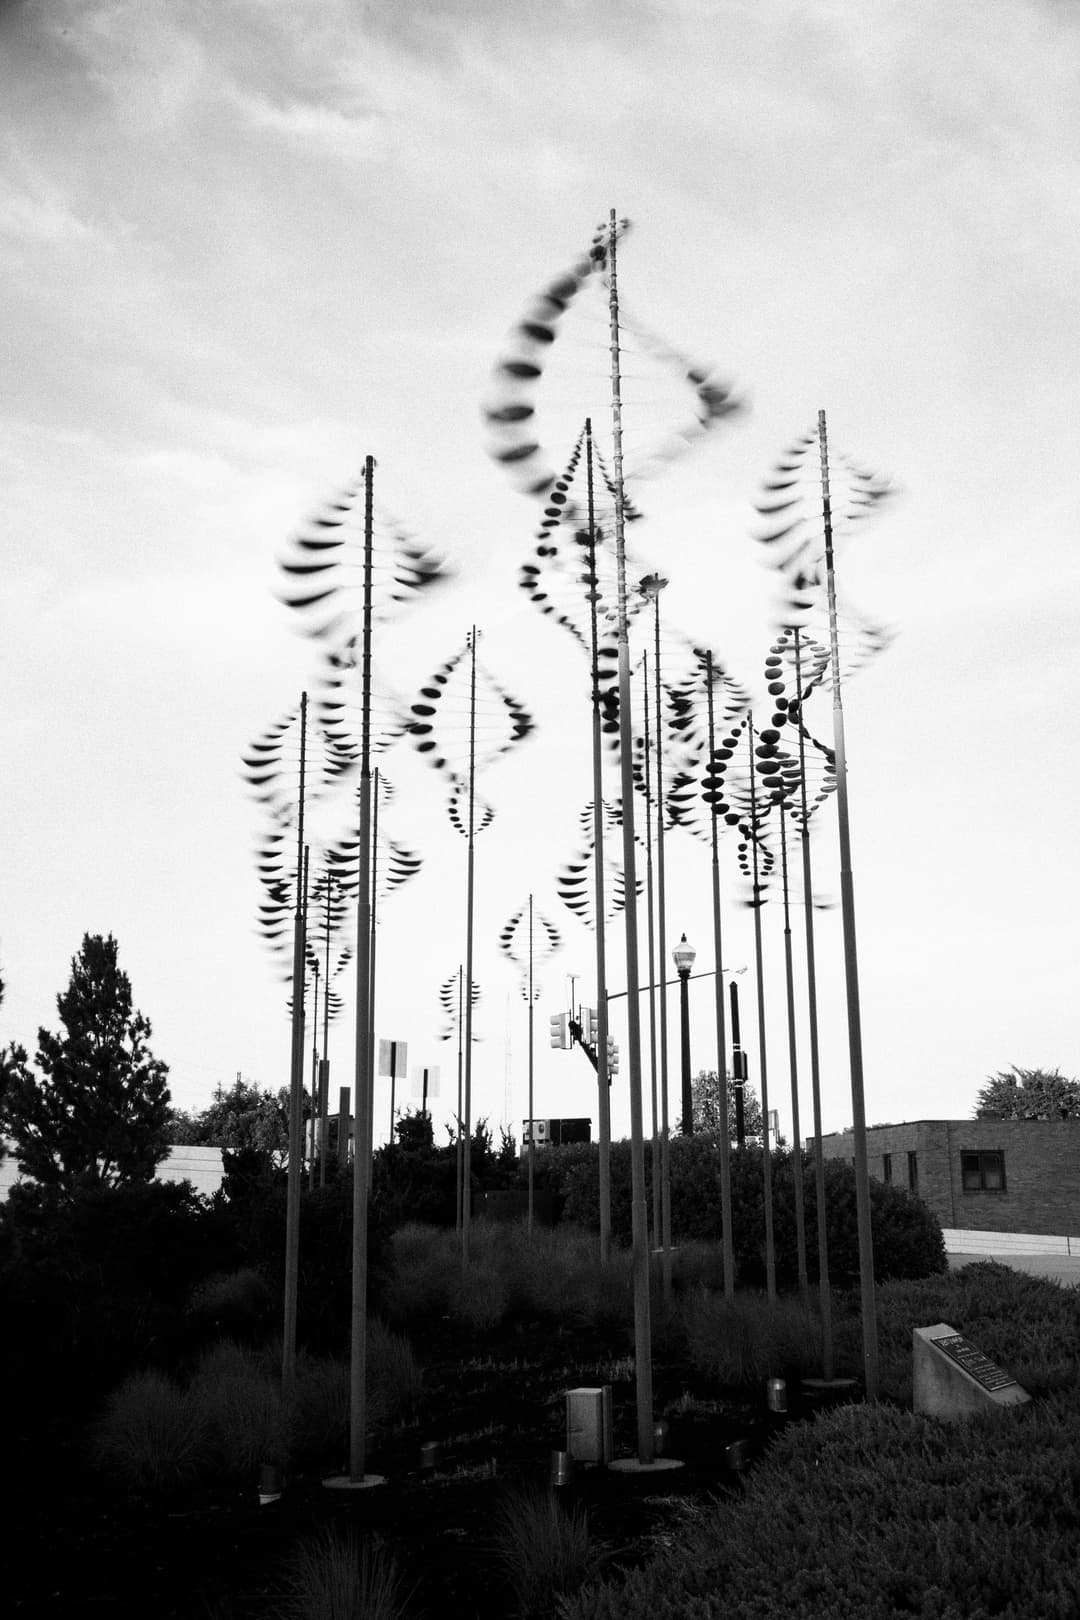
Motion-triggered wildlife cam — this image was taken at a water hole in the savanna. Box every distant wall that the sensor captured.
[812,1119,1080,1237]
[0,1142,224,1201]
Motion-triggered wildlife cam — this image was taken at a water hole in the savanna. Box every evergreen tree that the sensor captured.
[975,1065,1080,1120]
[1,934,170,1197]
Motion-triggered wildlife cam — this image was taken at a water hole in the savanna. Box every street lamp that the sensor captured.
[673,933,696,1135]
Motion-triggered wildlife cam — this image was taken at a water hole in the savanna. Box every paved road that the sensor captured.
[947,1252,1080,1286]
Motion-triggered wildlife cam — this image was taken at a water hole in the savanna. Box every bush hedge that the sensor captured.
[549,1135,946,1286]
[564,1265,1080,1618]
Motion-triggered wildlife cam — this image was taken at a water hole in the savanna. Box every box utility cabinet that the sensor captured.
[565,1386,613,1465]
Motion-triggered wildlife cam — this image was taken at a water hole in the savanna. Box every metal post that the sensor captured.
[584,419,612,1264]
[779,794,809,1308]
[607,207,654,1464]
[527,892,535,1235]
[282,693,307,1405]
[348,454,375,1482]
[645,577,673,1300]
[678,963,692,1135]
[642,652,662,1246]
[819,408,878,1399]
[705,653,735,1299]
[462,629,478,1266]
[337,1086,351,1166]
[748,716,777,1304]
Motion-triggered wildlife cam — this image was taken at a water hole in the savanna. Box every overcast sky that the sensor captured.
[2,0,1078,1154]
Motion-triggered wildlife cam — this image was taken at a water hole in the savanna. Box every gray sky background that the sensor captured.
[2,0,1078,1149]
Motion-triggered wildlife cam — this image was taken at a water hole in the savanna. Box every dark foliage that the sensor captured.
[1,934,170,1196]
[975,1064,1080,1120]
[549,1134,945,1286]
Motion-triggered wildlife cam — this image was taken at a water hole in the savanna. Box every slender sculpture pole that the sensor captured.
[642,652,662,1245]
[461,628,479,1267]
[748,715,777,1304]
[455,964,464,1235]
[282,692,308,1404]
[645,577,673,1300]
[527,892,535,1235]
[793,629,834,1376]
[705,653,734,1299]
[819,409,878,1398]
[584,419,612,1264]
[318,869,332,1187]
[607,207,654,1464]
[779,794,809,1307]
[308,958,320,1192]
[368,769,384,1144]
[348,454,375,1482]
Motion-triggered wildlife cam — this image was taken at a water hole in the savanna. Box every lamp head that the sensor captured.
[672,932,696,976]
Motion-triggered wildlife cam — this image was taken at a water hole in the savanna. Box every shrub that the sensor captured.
[277,1528,412,1620]
[189,1341,288,1476]
[490,1481,598,1619]
[680,1289,823,1388]
[92,1370,208,1492]
[553,1136,946,1288]
[563,1396,1080,1618]
[187,1267,275,1346]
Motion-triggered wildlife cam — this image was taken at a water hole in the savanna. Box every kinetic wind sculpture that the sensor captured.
[307,864,355,1187]
[403,629,537,1262]
[497,898,563,1231]
[554,800,641,928]
[752,412,896,1400]
[483,218,740,501]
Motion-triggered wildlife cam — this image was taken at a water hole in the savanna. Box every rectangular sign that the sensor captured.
[411,1064,440,1099]
[932,1332,1017,1392]
[378,1039,408,1078]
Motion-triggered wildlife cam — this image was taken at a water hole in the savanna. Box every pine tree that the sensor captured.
[1,934,171,1197]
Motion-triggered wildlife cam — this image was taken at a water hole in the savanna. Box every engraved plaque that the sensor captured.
[932,1332,1016,1392]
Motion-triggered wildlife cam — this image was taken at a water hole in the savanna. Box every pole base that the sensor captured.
[608,1455,684,1475]
[322,1472,388,1491]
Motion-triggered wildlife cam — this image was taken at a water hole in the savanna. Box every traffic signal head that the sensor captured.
[580,1006,595,1045]
[606,1034,619,1072]
[549,1012,570,1049]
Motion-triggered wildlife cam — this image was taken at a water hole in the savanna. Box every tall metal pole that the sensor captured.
[461,628,479,1267]
[705,653,735,1299]
[793,628,834,1377]
[641,652,662,1246]
[607,208,654,1464]
[819,409,878,1399]
[748,715,777,1304]
[677,961,692,1134]
[779,794,809,1308]
[308,958,320,1192]
[648,579,673,1300]
[282,692,307,1404]
[348,454,375,1483]
[318,870,332,1188]
[584,419,612,1264]
[527,892,535,1234]
[455,964,464,1234]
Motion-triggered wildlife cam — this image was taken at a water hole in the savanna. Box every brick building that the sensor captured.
[812,1119,1080,1240]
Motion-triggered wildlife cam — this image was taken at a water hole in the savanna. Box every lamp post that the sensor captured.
[673,933,696,1135]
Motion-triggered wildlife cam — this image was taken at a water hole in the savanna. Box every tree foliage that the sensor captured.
[0,934,170,1197]
[975,1065,1080,1121]
[166,1078,291,1166]
[691,1069,764,1138]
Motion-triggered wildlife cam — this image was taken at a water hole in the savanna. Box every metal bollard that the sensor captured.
[765,1377,788,1414]
[551,1449,574,1487]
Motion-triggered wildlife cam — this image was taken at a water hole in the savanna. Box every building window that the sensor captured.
[907,1151,918,1194]
[882,1153,893,1184]
[961,1150,1006,1192]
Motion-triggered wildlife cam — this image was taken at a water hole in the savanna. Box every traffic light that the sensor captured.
[607,1034,619,1073]
[579,1006,596,1045]
[549,1012,570,1049]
